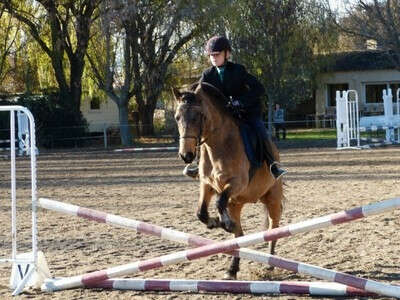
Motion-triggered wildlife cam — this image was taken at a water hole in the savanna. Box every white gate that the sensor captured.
[336,90,360,149]
[0,106,38,295]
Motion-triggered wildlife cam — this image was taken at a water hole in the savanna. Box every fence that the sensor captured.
[0,117,342,151]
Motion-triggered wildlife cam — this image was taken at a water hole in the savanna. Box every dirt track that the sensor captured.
[0,146,399,299]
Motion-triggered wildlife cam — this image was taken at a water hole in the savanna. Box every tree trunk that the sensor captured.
[138,104,155,136]
[118,104,133,146]
[70,60,85,113]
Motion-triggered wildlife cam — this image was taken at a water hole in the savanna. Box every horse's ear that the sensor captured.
[171,87,182,101]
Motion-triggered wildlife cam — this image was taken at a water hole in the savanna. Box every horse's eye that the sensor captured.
[175,115,181,122]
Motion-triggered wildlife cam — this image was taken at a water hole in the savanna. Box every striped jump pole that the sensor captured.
[39,197,400,297]
[87,278,373,297]
[37,197,397,296]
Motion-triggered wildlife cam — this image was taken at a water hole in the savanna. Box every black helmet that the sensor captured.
[205,36,231,54]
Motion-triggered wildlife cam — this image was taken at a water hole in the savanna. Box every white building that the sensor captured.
[315,51,400,121]
[80,97,119,132]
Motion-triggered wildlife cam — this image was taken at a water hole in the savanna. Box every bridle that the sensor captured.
[179,108,207,150]
[179,105,219,157]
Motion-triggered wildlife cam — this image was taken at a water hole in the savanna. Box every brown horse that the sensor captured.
[173,82,283,280]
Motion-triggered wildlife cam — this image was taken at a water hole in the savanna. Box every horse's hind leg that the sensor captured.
[260,187,283,268]
[224,201,244,280]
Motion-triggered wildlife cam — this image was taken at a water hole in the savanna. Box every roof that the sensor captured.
[322,50,398,72]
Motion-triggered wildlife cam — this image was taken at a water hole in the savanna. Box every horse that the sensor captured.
[172,82,284,280]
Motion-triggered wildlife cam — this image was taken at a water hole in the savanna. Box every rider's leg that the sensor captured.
[248,118,287,180]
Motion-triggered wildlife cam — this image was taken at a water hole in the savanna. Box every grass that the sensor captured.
[285,128,337,140]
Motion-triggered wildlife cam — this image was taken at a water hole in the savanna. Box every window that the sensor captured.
[390,83,400,96]
[327,83,349,106]
[365,83,400,103]
[90,97,100,110]
[365,84,386,103]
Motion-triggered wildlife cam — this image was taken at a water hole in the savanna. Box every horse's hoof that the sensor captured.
[207,217,220,229]
[221,219,236,233]
[223,272,237,280]
[197,211,209,224]
[267,265,275,271]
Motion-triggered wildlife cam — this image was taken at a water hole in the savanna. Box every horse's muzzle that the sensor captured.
[180,152,195,163]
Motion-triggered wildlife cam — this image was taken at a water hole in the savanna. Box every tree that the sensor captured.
[1,0,101,114]
[0,8,24,92]
[337,0,400,70]
[225,0,338,132]
[88,0,220,139]
[87,2,134,145]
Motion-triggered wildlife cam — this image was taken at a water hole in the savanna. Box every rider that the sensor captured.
[183,35,287,180]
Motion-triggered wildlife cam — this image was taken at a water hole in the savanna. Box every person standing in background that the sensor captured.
[273,103,286,141]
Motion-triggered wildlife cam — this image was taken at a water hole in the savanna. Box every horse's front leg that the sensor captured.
[216,190,235,232]
[196,182,220,229]
[216,181,246,233]
[224,201,244,280]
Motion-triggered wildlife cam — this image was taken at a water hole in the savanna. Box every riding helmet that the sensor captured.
[205,36,232,53]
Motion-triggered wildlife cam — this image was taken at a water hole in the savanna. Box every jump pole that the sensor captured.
[39,197,400,297]
[38,198,372,296]
[37,197,397,295]
[87,278,373,296]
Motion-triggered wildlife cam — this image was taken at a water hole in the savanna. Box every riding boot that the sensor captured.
[183,163,199,179]
[270,162,287,180]
[264,139,287,180]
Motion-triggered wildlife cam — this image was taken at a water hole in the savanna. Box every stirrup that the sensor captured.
[270,162,287,180]
[183,164,199,179]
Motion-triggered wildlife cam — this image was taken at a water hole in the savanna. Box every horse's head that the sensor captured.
[172,87,203,164]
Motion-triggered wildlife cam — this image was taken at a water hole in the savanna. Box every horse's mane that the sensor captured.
[195,82,233,117]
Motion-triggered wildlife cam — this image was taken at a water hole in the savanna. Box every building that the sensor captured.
[80,97,119,132]
[315,51,400,124]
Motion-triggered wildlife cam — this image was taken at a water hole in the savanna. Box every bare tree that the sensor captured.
[338,0,400,70]
[89,0,212,138]
[1,0,101,113]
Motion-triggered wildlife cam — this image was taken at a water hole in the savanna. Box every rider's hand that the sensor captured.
[231,99,241,107]
[228,97,243,119]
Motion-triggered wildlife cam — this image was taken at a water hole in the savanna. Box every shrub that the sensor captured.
[0,93,88,148]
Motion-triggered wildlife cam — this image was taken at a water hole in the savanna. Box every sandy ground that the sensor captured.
[0,146,399,300]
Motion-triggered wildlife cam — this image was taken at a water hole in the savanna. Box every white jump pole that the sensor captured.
[88,278,373,296]
[0,106,38,296]
[40,197,400,298]
[38,197,391,296]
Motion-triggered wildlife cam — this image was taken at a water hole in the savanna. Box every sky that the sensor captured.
[328,0,358,15]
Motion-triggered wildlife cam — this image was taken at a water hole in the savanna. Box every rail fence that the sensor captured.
[0,117,388,150]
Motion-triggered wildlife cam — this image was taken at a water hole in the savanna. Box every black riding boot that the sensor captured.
[264,139,287,180]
